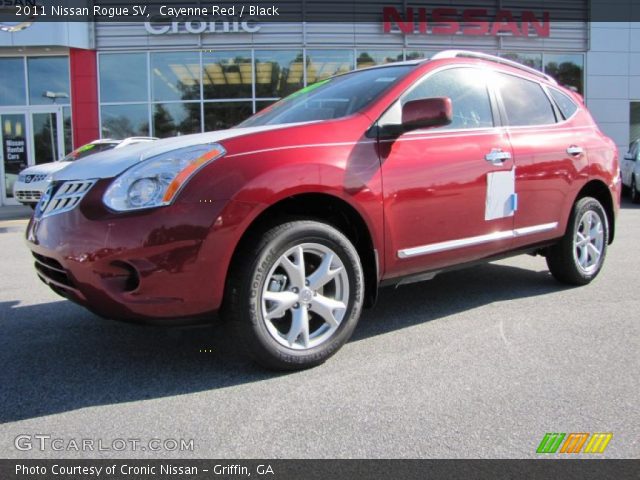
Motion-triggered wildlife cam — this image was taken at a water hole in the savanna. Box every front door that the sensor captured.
[0,107,65,205]
[378,66,516,279]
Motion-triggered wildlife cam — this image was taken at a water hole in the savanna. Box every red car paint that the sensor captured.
[26,55,620,322]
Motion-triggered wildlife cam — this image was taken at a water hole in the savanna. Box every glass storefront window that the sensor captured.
[203,51,252,100]
[544,54,584,94]
[500,52,543,71]
[204,102,252,131]
[100,53,148,103]
[153,103,201,138]
[356,50,403,69]
[31,112,59,164]
[255,50,304,99]
[63,106,73,154]
[1,113,27,198]
[255,100,277,113]
[151,51,201,102]
[101,104,149,139]
[28,57,70,106]
[306,50,355,84]
[405,51,430,60]
[0,58,26,106]
[631,102,640,144]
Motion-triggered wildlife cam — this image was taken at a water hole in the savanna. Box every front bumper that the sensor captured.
[25,179,251,323]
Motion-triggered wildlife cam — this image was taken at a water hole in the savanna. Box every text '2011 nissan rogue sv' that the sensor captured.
[27,50,620,370]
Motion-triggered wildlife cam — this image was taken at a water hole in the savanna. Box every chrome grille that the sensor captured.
[15,190,42,202]
[40,180,96,218]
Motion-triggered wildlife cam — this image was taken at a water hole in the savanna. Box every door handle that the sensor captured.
[485,148,511,165]
[567,145,584,156]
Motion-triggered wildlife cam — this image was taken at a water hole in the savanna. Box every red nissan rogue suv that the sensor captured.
[27,50,620,370]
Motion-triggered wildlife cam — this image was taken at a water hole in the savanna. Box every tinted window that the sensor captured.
[0,58,26,106]
[497,74,556,126]
[254,50,304,99]
[151,51,200,102]
[205,102,253,131]
[153,102,201,137]
[356,50,403,69]
[100,53,148,103]
[399,68,494,130]
[544,54,584,94]
[306,50,355,83]
[549,89,578,120]
[203,50,252,100]
[101,104,150,138]
[28,57,70,105]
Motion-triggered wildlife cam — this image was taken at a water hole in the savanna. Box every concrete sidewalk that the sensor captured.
[0,205,33,221]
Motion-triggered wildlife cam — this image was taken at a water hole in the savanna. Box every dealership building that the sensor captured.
[0,3,639,206]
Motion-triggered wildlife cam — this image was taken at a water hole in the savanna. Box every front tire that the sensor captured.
[546,197,608,285]
[224,220,364,370]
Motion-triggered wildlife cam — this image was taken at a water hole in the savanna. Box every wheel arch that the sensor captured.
[574,179,616,244]
[226,192,380,308]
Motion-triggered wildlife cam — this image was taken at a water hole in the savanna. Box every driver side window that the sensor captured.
[381,67,494,131]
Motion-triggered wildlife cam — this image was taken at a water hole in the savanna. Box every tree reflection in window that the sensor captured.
[255,50,304,98]
[101,105,149,139]
[203,51,252,99]
[544,54,584,94]
[356,51,403,69]
[153,103,201,138]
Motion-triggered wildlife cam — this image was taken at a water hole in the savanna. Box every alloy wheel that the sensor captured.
[261,243,350,350]
[573,210,605,274]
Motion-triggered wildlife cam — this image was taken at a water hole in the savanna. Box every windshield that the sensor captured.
[61,142,117,162]
[240,65,414,127]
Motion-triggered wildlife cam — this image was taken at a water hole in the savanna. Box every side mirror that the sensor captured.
[402,97,452,131]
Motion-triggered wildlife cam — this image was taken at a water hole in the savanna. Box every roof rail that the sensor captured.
[431,50,557,84]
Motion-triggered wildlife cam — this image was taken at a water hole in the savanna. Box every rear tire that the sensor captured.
[224,220,364,370]
[546,197,608,285]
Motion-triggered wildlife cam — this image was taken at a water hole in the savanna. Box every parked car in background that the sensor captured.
[26,51,619,370]
[13,137,157,207]
[621,138,640,203]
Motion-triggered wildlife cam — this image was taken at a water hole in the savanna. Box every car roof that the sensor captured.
[354,50,557,87]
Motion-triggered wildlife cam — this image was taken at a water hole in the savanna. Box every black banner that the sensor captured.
[1,459,639,480]
[2,0,638,24]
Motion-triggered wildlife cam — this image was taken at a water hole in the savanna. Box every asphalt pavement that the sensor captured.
[1,200,638,459]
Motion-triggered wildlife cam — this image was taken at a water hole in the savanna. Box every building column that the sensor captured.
[69,48,99,148]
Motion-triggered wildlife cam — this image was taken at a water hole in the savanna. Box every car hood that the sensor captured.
[20,162,71,176]
[54,124,299,181]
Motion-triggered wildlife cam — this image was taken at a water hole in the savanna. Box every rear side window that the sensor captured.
[549,88,578,120]
[497,73,557,126]
[402,68,494,130]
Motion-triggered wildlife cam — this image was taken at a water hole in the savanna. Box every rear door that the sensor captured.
[379,66,516,279]
[493,72,587,249]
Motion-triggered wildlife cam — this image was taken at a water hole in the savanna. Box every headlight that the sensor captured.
[103,143,225,212]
